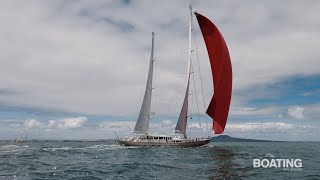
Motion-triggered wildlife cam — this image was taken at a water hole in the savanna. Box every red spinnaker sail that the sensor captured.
[195,12,232,134]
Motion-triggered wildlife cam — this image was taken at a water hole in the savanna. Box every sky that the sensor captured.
[0,0,319,141]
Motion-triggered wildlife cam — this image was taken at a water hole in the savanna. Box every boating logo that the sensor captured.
[253,156,302,171]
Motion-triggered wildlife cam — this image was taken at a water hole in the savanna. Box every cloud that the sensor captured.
[48,117,87,129]
[226,122,295,133]
[231,106,280,116]
[0,117,319,140]
[19,117,88,130]
[98,121,134,130]
[304,103,320,119]
[24,119,42,129]
[188,122,202,130]
[162,120,173,126]
[302,90,320,97]
[0,1,318,117]
[98,119,178,136]
[225,121,320,141]
[288,106,304,119]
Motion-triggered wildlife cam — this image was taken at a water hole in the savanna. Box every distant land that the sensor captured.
[211,135,277,142]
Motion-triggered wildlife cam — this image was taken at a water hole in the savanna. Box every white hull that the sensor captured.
[118,138,210,148]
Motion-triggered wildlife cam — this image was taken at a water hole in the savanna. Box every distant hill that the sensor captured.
[211,135,276,142]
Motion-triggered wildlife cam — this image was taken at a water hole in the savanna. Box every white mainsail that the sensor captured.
[134,32,155,134]
[175,6,193,138]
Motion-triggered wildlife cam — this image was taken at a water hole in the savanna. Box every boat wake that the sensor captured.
[41,144,138,152]
[84,144,138,150]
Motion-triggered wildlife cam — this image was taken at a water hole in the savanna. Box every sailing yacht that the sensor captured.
[118,6,232,147]
[16,129,28,143]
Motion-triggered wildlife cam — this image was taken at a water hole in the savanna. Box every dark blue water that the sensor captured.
[0,141,319,179]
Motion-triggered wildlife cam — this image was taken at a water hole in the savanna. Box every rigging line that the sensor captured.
[164,73,183,121]
[192,17,210,137]
[191,61,202,131]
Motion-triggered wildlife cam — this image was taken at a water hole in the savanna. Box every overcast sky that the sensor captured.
[0,0,319,141]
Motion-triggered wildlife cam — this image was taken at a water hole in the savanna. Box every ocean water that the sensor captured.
[0,141,319,180]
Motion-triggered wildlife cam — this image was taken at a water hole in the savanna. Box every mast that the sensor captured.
[175,5,193,138]
[134,32,155,134]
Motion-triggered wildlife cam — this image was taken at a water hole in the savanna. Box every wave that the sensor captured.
[0,144,29,149]
[42,147,72,151]
[265,153,275,158]
[0,144,30,154]
[41,144,137,152]
[84,144,138,150]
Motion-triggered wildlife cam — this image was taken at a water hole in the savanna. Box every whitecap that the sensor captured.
[265,153,275,158]
[42,147,71,151]
[0,144,21,149]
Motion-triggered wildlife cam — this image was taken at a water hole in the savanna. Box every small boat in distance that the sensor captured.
[16,129,28,143]
[118,5,232,147]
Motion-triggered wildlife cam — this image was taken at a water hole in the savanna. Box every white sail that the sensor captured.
[175,81,190,137]
[175,5,193,137]
[134,32,155,134]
